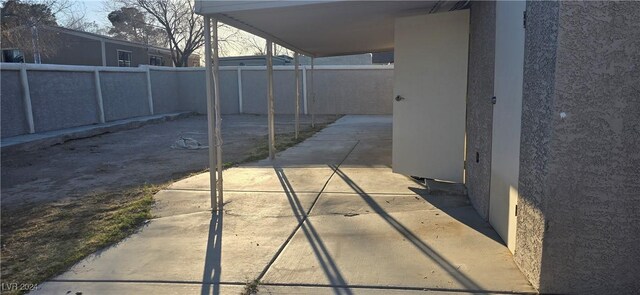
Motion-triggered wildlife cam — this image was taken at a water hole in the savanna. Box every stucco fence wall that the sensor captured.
[0,64,393,138]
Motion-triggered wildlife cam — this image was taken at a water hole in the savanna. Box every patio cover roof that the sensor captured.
[194,1,469,57]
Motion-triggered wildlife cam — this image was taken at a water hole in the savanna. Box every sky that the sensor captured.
[62,0,268,57]
[67,0,109,25]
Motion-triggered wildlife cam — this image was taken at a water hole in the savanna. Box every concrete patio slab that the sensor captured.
[341,139,393,167]
[311,128,393,141]
[262,208,534,293]
[310,116,392,142]
[154,190,319,218]
[39,115,536,295]
[168,167,335,193]
[34,281,493,295]
[311,192,470,216]
[33,282,247,295]
[54,211,297,284]
[251,139,359,167]
[257,285,489,295]
[323,167,428,195]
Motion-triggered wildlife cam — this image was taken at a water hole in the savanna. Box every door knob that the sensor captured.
[395,95,405,102]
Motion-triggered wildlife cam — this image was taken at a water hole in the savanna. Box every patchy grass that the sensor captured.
[0,120,336,294]
[0,184,160,295]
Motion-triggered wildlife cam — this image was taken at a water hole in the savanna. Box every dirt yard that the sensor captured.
[0,114,337,293]
[1,114,337,207]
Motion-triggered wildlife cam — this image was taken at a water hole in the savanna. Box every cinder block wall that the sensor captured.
[464,1,495,221]
[240,69,294,114]
[150,70,180,114]
[101,72,151,121]
[0,71,29,137]
[311,69,393,115]
[1,65,393,138]
[29,71,100,132]
[176,69,239,114]
[516,1,640,293]
[239,68,393,115]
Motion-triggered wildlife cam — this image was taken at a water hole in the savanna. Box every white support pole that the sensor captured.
[19,65,35,134]
[212,18,224,210]
[94,70,105,123]
[145,66,154,115]
[310,57,315,128]
[294,52,300,139]
[266,40,276,160]
[203,16,218,211]
[237,67,243,113]
[100,39,107,66]
[302,66,308,115]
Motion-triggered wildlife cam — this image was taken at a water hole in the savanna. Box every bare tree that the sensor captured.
[59,3,108,34]
[244,35,267,56]
[1,0,73,61]
[110,0,242,66]
[241,34,291,56]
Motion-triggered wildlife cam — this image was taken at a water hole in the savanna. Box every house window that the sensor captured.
[149,55,164,66]
[117,50,132,67]
[2,49,24,63]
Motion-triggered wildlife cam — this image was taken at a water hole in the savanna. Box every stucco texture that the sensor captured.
[517,1,640,293]
[464,0,495,221]
[514,1,559,290]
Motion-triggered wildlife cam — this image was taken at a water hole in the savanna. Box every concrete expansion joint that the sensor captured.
[255,140,360,282]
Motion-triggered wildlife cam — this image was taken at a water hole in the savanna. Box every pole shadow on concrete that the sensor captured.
[407,186,506,246]
[331,165,487,293]
[259,167,353,295]
[200,211,223,295]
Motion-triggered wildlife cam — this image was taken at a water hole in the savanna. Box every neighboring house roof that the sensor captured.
[34,25,198,60]
[194,0,468,57]
[40,25,174,54]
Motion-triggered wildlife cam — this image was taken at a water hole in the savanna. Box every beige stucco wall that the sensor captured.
[516,1,640,293]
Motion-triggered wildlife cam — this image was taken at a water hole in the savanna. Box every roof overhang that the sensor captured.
[195,1,469,57]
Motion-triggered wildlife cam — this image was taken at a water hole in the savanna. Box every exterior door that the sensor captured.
[489,0,526,252]
[392,10,469,183]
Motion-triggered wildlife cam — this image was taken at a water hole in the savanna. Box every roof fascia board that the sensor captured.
[313,47,395,58]
[196,1,333,14]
